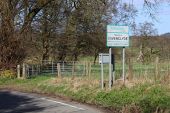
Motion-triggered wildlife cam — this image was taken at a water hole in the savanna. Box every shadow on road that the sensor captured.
[0,90,45,113]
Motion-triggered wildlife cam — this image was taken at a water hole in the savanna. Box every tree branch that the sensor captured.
[20,0,55,34]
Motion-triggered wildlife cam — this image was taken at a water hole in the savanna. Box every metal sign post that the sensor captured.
[112,54,115,86]
[109,48,112,90]
[122,47,125,85]
[101,54,104,89]
[99,53,110,89]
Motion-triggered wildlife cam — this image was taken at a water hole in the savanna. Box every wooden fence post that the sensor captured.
[155,57,159,82]
[52,61,54,74]
[144,66,148,80]
[31,65,34,76]
[88,62,92,78]
[72,61,75,76]
[168,64,169,76]
[62,61,65,72]
[17,65,21,79]
[38,65,41,75]
[128,58,133,81]
[22,63,26,79]
[57,63,61,77]
[82,62,86,76]
[85,61,89,76]
[26,65,29,77]
[35,65,38,75]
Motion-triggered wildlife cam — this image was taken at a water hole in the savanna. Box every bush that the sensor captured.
[0,70,16,78]
[138,86,170,113]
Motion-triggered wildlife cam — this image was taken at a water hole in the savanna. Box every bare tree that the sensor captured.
[136,22,158,63]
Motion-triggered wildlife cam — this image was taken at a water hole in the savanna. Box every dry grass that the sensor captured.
[121,104,142,113]
[52,77,100,91]
[51,73,170,91]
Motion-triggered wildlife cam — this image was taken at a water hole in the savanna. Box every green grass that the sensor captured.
[95,85,170,113]
[0,75,170,113]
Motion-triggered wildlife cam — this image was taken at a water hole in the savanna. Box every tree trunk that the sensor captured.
[137,41,144,64]
[42,8,50,61]
[93,49,99,65]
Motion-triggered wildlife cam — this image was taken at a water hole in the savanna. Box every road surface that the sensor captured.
[0,90,105,113]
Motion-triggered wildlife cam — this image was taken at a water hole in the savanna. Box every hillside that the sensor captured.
[160,32,170,37]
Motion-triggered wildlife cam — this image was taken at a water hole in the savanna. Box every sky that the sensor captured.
[122,0,170,35]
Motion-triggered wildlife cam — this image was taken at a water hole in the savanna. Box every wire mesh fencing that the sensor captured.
[16,59,170,83]
[18,61,107,79]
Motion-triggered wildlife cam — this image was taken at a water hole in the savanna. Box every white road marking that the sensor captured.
[41,98,85,111]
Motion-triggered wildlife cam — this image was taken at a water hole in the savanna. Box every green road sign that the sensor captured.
[107,25,129,47]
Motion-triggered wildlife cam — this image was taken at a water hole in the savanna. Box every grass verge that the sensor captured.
[0,75,170,113]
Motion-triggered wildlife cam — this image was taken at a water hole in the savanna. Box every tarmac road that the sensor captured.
[0,90,105,113]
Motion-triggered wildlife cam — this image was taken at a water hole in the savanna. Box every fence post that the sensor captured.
[88,62,92,78]
[85,61,89,76]
[17,65,21,79]
[155,57,159,82]
[144,66,148,80]
[22,63,26,79]
[52,61,54,74]
[83,62,85,76]
[62,61,65,72]
[82,62,86,76]
[72,61,75,76]
[168,62,170,83]
[31,65,34,76]
[38,65,41,75]
[26,65,29,77]
[35,65,38,75]
[57,63,61,77]
[167,64,169,76]
[128,58,133,81]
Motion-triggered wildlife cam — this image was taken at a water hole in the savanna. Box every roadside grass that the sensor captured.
[0,75,170,113]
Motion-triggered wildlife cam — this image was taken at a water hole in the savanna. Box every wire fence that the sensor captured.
[17,61,101,78]
[16,58,170,83]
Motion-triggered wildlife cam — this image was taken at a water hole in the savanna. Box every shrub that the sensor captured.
[138,86,170,113]
[0,70,16,78]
